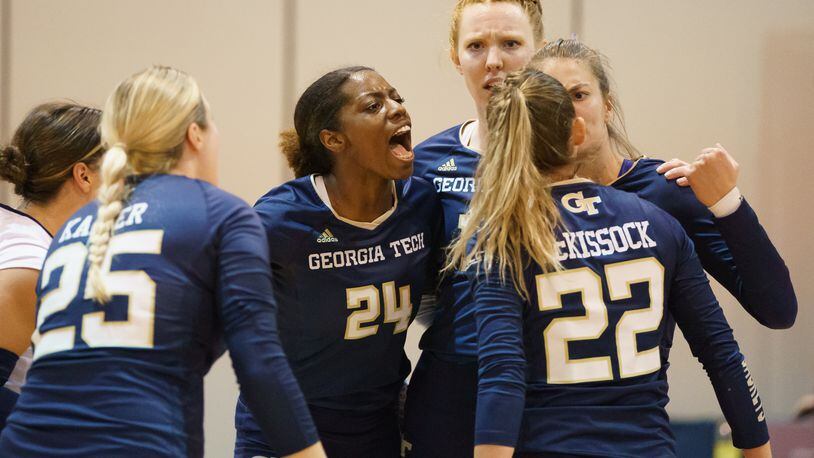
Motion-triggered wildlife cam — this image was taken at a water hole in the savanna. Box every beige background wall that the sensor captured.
[1,1,811,456]
[0,0,10,201]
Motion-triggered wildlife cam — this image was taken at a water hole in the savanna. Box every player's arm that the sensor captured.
[212,197,324,457]
[657,147,796,329]
[743,442,772,458]
[284,443,328,458]
[665,216,769,451]
[0,268,38,358]
[0,241,44,430]
[474,444,515,458]
[416,188,447,326]
[470,267,526,455]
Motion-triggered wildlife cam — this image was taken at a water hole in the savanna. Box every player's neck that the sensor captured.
[548,164,581,183]
[466,116,488,152]
[322,172,394,223]
[577,143,625,185]
[23,198,75,236]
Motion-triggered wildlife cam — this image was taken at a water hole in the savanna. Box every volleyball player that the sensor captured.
[0,102,102,432]
[453,68,770,458]
[404,2,544,455]
[530,38,796,329]
[234,67,440,458]
[407,7,794,454]
[0,66,324,458]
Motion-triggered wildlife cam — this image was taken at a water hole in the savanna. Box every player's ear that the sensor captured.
[450,47,463,75]
[604,97,614,123]
[320,129,346,154]
[570,117,586,149]
[186,122,206,152]
[71,161,94,194]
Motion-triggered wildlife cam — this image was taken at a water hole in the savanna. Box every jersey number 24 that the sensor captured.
[344,282,412,340]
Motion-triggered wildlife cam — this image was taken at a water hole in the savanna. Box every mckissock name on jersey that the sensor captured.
[555,221,657,261]
[473,179,770,456]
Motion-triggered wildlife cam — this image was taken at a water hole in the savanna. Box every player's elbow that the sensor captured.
[742,285,797,329]
[755,297,797,330]
[761,310,796,329]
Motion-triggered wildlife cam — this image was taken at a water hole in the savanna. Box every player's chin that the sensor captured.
[392,163,414,180]
[387,149,414,179]
[386,159,414,180]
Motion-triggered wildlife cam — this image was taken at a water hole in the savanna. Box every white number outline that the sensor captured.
[81,230,163,349]
[382,281,411,334]
[32,243,88,359]
[32,230,163,360]
[536,257,664,384]
[607,258,664,379]
[345,285,381,340]
[539,268,613,384]
[344,282,413,340]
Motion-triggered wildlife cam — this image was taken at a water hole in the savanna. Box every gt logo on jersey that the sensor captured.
[562,192,602,215]
[317,228,339,243]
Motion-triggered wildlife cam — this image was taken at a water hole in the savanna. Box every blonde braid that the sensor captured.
[86,145,130,303]
[87,65,208,302]
[447,69,574,299]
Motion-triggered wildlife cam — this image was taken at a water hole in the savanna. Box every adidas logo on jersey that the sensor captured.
[437,158,457,171]
[316,228,339,243]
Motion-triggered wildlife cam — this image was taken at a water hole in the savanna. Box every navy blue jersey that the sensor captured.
[613,158,796,329]
[473,180,769,456]
[412,123,481,360]
[0,175,317,458]
[413,126,796,364]
[251,175,441,412]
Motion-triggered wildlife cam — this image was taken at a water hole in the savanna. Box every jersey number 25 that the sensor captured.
[33,230,163,360]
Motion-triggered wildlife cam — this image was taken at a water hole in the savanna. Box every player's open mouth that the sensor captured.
[483,76,504,90]
[389,125,414,162]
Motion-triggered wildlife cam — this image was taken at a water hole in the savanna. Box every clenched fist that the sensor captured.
[656,143,739,207]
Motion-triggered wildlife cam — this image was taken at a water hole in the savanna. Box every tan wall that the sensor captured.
[1,1,812,455]
[0,0,11,202]
[578,0,814,419]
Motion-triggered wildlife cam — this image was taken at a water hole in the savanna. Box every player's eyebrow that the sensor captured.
[357,88,398,99]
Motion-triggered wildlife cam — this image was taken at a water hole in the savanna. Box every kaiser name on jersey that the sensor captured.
[59,202,149,243]
[556,220,657,261]
[308,231,426,270]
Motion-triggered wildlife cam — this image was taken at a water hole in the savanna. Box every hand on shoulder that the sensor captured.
[656,143,739,207]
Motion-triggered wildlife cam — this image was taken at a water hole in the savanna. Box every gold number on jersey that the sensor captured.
[33,243,88,359]
[344,282,412,340]
[536,257,664,384]
[540,268,613,383]
[81,230,163,350]
[32,230,163,360]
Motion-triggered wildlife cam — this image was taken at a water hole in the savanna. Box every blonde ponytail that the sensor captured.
[446,69,576,299]
[86,65,208,303]
[86,145,130,303]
